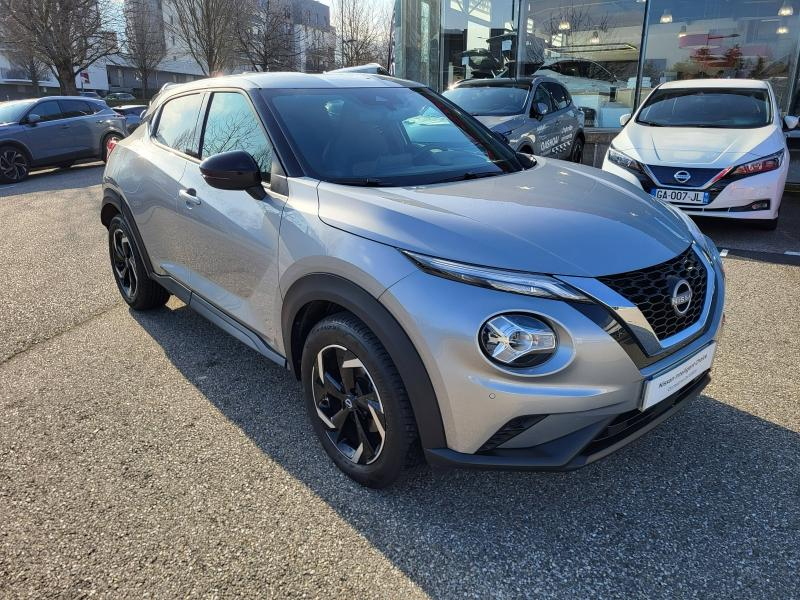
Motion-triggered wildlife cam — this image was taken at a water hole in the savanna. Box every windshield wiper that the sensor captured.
[433,170,502,184]
[637,120,665,127]
[328,177,390,187]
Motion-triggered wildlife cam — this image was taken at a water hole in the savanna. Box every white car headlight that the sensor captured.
[402,251,589,302]
[607,146,644,173]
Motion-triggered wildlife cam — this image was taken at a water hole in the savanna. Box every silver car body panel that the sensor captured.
[102,72,724,468]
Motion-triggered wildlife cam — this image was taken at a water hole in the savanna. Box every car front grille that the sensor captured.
[599,247,707,341]
[646,165,725,188]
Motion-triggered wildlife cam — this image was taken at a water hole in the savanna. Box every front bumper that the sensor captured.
[380,249,724,467]
[425,372,709,470]
[602,158,787,221]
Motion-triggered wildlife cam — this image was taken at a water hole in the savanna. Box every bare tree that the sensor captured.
[124,0,166,99]
[0,0,118,94]
[332,0,385,68]
[235,0,302,72]
[166,0,240,76]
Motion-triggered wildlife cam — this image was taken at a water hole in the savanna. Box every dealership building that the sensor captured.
[393,0,800,180]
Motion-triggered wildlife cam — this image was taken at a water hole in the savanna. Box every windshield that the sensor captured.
[0,100,35,125]
[636,88,771,128]
[442,84,530,116]
[265,86,523,186]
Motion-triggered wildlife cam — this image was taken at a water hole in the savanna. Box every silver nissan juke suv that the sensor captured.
[101,73,725,488]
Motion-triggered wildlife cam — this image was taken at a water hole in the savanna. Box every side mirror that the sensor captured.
[784,115,798,130]
[620,113,632,127]
[26,113,41,125]
[199,150,263,198]
[532,102,549,119]
[516,152,536,168]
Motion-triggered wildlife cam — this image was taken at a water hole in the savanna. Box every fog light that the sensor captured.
[479,314,557,368]
[750,200,770,211]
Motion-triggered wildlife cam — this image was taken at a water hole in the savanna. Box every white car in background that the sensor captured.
[603,79,795,230]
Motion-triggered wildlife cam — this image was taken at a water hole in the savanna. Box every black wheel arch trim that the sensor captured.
[281,273,447,450]
[101,189,156,278]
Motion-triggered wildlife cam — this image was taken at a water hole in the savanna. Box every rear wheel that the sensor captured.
[0,145,29,184]
[301,313,421,488]
[108,215,170,310]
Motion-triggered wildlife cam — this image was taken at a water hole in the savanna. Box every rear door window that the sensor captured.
[154,93,204,156]
[59,99,95,118]
[200,91,273,179]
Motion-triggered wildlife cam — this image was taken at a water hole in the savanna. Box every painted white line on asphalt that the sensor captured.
[719,248,729,257]
[785,250,800,256]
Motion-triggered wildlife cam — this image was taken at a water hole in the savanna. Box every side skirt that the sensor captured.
[150,272,287,369]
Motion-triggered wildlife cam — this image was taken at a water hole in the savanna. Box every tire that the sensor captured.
[101,133,122,162]
[519,145,534,155]
[570,137,584,163]
[752,217,779,231]
[0,145,30,184]
[108,214,170,310]
[301,312,421,488]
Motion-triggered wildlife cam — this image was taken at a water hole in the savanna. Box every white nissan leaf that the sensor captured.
[603,79,796,230]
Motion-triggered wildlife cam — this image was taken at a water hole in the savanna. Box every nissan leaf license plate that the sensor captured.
[652,189,709,204]
[641,343,716,411]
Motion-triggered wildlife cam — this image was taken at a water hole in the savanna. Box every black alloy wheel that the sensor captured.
[111,227,138,301]
[0,147,29,183]
[311,344,386,465]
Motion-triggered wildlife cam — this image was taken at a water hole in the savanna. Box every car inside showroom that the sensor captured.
[392,0,800,181]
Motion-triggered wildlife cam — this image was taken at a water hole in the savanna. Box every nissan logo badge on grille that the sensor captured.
[670,278,693,316]
[673,170,691,184]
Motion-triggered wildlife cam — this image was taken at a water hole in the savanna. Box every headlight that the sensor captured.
[480,314,557,367]
[730,150,784,177]
[607,146,643,173]
[402,251,589,302]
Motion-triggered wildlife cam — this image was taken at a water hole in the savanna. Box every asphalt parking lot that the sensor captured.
[1,163,799,599]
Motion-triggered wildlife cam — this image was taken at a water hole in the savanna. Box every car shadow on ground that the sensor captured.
[131,303,799,597]
[0,161,103,197]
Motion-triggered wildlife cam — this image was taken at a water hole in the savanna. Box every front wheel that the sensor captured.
[569,137,584,163]
[301,313,421,488]
[0,145,30,184]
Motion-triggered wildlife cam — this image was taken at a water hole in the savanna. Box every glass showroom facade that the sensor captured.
[393,0,800,128]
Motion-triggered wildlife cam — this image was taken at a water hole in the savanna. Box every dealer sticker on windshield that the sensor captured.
[651,189,710,204]
[641,343,716,411]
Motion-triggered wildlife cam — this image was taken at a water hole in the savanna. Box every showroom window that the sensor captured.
[518,0,646,127]
[440,0,519,89]
[641,0,800,113]
[394,0,441,88]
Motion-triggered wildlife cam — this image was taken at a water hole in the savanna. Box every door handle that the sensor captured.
[179,188,201,206]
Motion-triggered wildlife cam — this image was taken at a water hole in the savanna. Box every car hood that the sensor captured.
[615,122,779,166]
[474,114,526,132]
[317,159,692,278]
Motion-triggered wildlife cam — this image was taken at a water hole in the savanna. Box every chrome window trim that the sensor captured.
[558,243,715,357]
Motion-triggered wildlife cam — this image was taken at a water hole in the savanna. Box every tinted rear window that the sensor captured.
[637,88,771,128]
[154,94,203,155]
